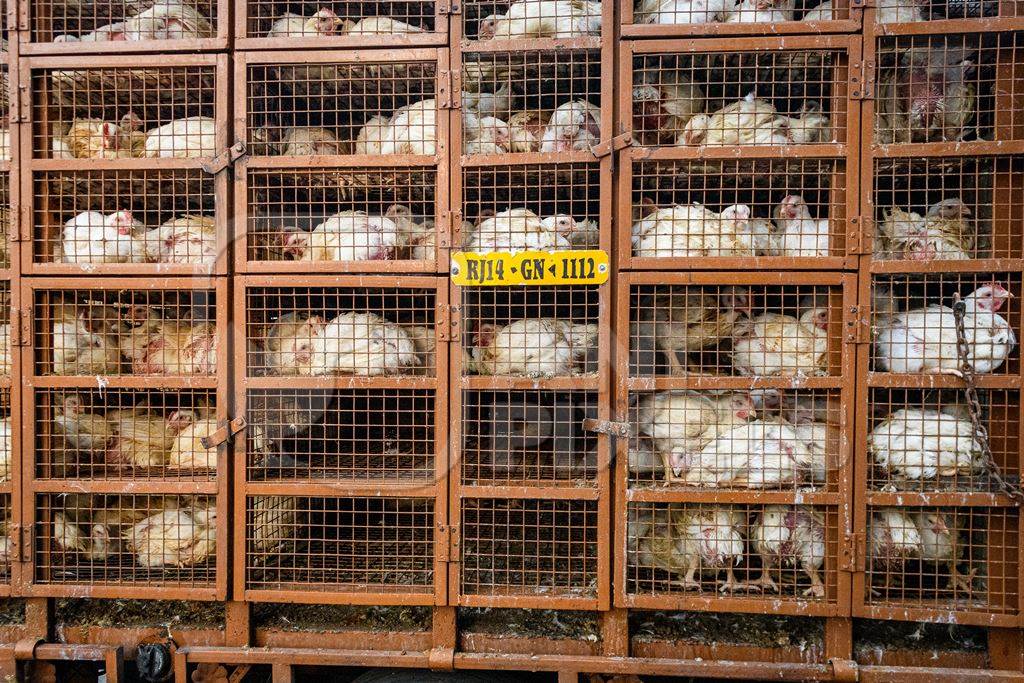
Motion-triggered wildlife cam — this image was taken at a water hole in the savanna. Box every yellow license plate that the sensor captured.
[450,250,610,286]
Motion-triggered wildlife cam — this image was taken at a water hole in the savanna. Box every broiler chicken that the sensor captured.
[378,100,438,155]
[635,390,756,482]
[105,405,175,468]
[119,307,217,375]
[55,395,114,454]
[634,0,732,23]
[488,0,603,39]
[143,117,217,158]
[874,283,1016,375]
[912,511,975,593]
[264,313,326,376]
[266,8,345,37]
[128,502,216,567]
[54,0,214,41]
[52,303,123,375]
[143,215,218,266]
[869,508,922,590]
[876,45,976,144]
[345,17,427,34]
[876,198,973,261]
[726,0,796,23]
[277,127,342,156]
[507,111,549,152]
[869,407,983,482]
[59,210,147,264]
[686,418,815,488]
[632,70,705,145]
[60,116,146,159]
[749,505,826,596]
[634,287,751,375]
[730,307,830,376]
[282,210,402,262]
[463,209,576,253]
[679,93,829,146]
[773,195,830,257]
[166,408,218,470]
[472,318,598,376]
[539,100,602,153]
[631,203,767,258]
[672,506,750,592]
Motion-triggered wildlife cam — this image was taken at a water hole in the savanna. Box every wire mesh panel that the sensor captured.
[0,493,9,586]
[243,283,439,379]
[30,169,223,274]
[31,285,221,378]
[629,44,849,148]
[34,493,218,590]
[239,166,440,272]
[458,50,602,156]
[625,502,840,605]
[867,0,1021,26]
[874,33,1024,146]
[461,163,601,251]
[30,58,224,161]
[243,495,435,598]
[872,157,1024,263]
[245,388,437,481]
[24,0,226,51]
[869,273,1021,377]
[243,55,441,158]
[0,171,10,274]
[462,0,603,42]
[626,281,846,378]
[238,0,443,45]
[627,389,842,492]
[620,0,855,34]
[864,506,1019,619]
[461,286,600,378]
[867,389,1020,494]
[625,158,848,267]
[33,388,220,480]
[459,497,599,602]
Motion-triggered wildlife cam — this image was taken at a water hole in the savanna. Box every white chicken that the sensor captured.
[52,303,123,376]
[631,203,766,258]
[685,419,815,488]
[749,505,826,596]
[143,215,218,266]
[673,506,749,592]
[539,100,602,153]
[59,117,146,159]
[488,0,603,39]
[59,210,147,264]
[128,503,216,567]
[274,311,419,376]
[105,405,175,468]
[143,117,217,158]
[869,508,922,590]
[463,209,575,253]
[635,0,732,23]
[352,115,390,154]
[119,308,217,375]
[55,0,214,41]
[678,93,829,146]
[635,390,756,482]
[869,407,983,482]
[632,70,705,146]
[472,318,598,376]
[277,127,342,156]
[345,17,427,34]
[507,111,548,152]
[874,283,1016,375]
[55,395,114,454]
[463,113,513,154]
[282,210,402,262]
[912,511,974,593]
[264,313,326,376]
[726,0,795,23]
[730,308,830,377]
[166,408,218,470]
[378,100,438,155]
[266,8,345,37]
[876,199,973,261]
[773,195,830,257]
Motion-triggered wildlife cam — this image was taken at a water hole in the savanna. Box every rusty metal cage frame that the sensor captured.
[616,35,865,271]
[20,276,230,601]
[15,0,231,55]
[619,0,860,37]
[232,274,451,607]
[18,53,232,277]
[233,49,452,275]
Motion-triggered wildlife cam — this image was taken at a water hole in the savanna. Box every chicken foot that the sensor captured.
[718,566,754,593]
[802,565,826,598]
[670,559,702,591]
[950,561,976,594]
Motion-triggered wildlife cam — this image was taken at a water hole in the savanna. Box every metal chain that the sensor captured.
[952,294,1024,504]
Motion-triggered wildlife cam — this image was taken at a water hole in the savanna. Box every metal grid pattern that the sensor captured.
[243,495,435,594]
[0,173,9,272]
[461,163,601,250]
[630,47,847,147]
[461,390,598,484]
[872,157,1023,263]
[33,388,219,480]
[864,506,1018,615]
[867,388,1019,493]
[244,58,439,157]
[626,502,838,602]
[34,493,218,587]
[627,158,846,262]
[245,388,436,481]
[628,389,840,492]
[32,286,219,377]
[31,61,221,159]
[241,167,439,269]
[874,33,1024,145]
[868,0,1017,26]
[462,0,603,41]
[461,286,599,378]
[627,283,844,378]
[622,0,853,28]
[240,1,439,41]
[869,273,1021,377]
[459,50,601,155]
[459,497,599,599]
[243,285,437,378]
[26,0,221,46]
[31,169,220,272]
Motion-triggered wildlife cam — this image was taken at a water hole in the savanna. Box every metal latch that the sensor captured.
[840,532,863,572]
[850,61,875,100]
[591,132,632,158]
[438,70,461,110]
[11,310,31,347]
[845,309,872,345]
[584,419,631,437]
[437,304,460,343]
[11,523,31,563]
[202,142,247,175]
[846,217,870,255]
[200,417,247,449]
[437,0,462,14]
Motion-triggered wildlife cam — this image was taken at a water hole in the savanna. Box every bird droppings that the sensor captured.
[54,599,225,628]
[853,619,987,655]
[253,604,432,632]
[630,611,825,649]
[0,600,26,625]
[459,608,601,640]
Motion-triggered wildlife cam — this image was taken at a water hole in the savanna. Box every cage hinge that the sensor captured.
[200,417,247,449]
[829,658,860,682]
[846,217,870,255]
[850,61,874,101]
[438,70,461,110]
[11,83,30,124]
[436,524,450,563]
[840,532,864,572]
[437,304,461,342]
[449,525,461,563]
[591,133,633,159]
[11,523,31,564]
[583,419,631,438]
[202,142,247,175]
[845,309,872,345]
[11,309,30,347]
[437,0,463,15]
